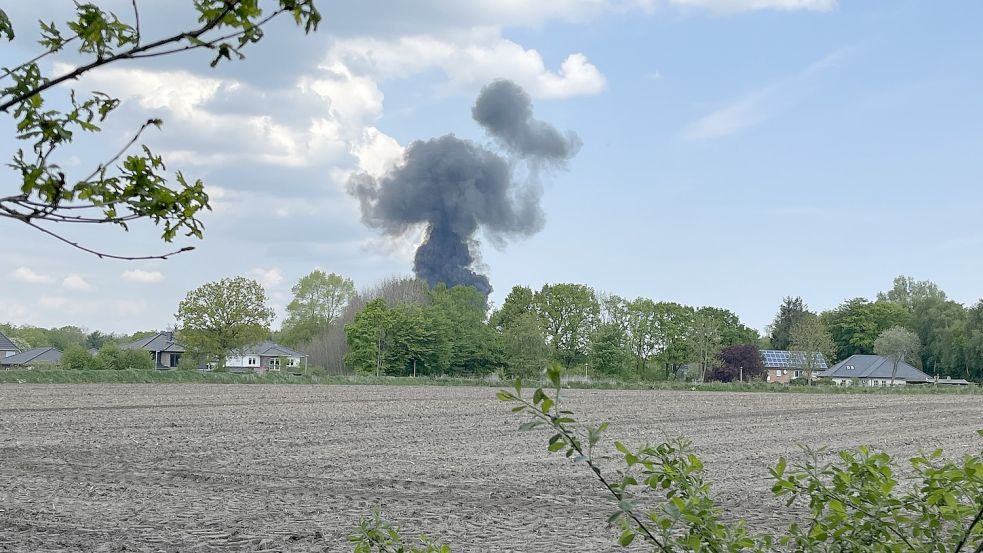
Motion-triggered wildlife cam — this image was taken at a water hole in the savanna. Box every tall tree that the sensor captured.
[652,302,694,379]
[534,283,600,369]
[489,285,535,332]
[588,323,632,377]
[788,314,835,383]
[502,312,550,379]
[698,306,759,346]
[769,296,811,350]
[280,270,355,346]
[688,312,722,382]
[876,275,946,311]
[624,298,659,374]
[428,284,502,375]
[0,2,320,259]
[344,299,390,376]
[873,326,921,385]
[821,298,911,360]
[176,277,274,363]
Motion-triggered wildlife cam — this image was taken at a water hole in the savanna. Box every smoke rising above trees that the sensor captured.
[348,80,580,298]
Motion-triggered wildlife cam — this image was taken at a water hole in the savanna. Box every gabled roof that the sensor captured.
[760,350,829,370]
[121,332,185,353]
[0,347,61,366]
[819,354,931,382]
[231,340,305,357]
[0,330,20,352]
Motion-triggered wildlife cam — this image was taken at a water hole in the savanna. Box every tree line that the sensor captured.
[5,272,980,382]
[768,276,983,382]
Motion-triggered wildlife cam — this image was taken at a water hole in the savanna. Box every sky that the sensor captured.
[2,0,982,335]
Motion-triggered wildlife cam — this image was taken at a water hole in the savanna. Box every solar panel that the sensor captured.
[760,350,828,369]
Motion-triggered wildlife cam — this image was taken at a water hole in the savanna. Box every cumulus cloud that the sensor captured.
[62,274,94,291]
[121,269,165,283]
[328,31,606,99]
[250,268,284,289]
[11,266,54,284]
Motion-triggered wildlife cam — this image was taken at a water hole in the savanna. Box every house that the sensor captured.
[761,350,829,383]
[224,341,307,374]
[121,332,185,369]
[818,354,934,387]
[0,347,62,369]
[0,330,20,359]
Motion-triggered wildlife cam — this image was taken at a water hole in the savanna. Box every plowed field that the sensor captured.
[1,384,980,552]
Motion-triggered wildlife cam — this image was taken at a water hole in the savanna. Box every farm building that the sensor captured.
[121,332,185,369]
[0,330,20,359]
[816,354,970,386]
[760,350,829,383]
[0,347,62,369]
[224,341,308,374]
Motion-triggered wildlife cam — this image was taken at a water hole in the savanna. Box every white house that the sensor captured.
[224,341,307,373]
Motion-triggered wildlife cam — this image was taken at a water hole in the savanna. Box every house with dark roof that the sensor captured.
[760,350,829,383]
[0,330,21,360]
[121,332,185,369]
[818,354,934,387]
[0,347,62,369]
[224,340,308,374]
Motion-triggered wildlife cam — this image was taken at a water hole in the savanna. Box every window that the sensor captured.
[794,370,801,378]
[269,357,280,370]
[287,357,298,367]
[247,356,258,366]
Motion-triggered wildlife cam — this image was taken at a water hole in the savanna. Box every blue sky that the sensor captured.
[2,0,982,334]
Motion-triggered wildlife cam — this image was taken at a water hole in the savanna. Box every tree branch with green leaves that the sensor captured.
[0,1,320,259]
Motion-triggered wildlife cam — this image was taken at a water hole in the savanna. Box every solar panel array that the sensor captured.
[760,350,828,369]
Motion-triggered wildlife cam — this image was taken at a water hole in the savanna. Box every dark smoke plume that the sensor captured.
[348,80,580,298]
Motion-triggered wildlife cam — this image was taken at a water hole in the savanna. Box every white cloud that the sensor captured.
[121,269,165,283]
[38,295,145,317]
[62,274,94,291]
[328,31,606,99]
[683,49,847,140]
[11,266,54,284]
[250,268,284,289]
[668,0,836,12]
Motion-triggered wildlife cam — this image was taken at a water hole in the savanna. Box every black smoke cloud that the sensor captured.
[348,80,580,298]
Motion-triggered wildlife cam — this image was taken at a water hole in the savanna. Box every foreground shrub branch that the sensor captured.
[352,366,983,552]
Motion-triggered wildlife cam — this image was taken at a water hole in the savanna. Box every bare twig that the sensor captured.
[24,219,195,260]
[131,0,141,45]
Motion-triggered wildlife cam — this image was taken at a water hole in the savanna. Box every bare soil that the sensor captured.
[1,384,980,552]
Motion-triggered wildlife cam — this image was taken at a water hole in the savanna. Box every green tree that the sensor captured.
[623,298,659,375]
[280,270,355,346]
[769,296,811,350]
[788,314,835,383]
[698,306,759,347]
[534,283,600,369]
[501,312,550,379]
[876,275,946,311]
[587,323,632,377]
[874,326,921,386]
[652,302,694,380]
[344,298,390,376]
[489,285,535,332]
[821,298,911,360]
[0,2,320,259]
[176,277,274,365]
[688,312,722,382]
[428,284,502,375]
[60,344,94,370]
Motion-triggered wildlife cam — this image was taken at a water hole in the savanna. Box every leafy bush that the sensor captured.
[59,345,94,370]
[351,366,983,552]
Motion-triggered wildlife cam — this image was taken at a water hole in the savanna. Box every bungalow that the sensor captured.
[0,330,20,359]
[761,350,829,383]
[818,354,933,387]
[224,341,307,374]
[121,332,185,369]
[0,347,62,369]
